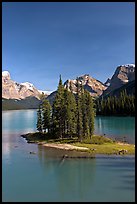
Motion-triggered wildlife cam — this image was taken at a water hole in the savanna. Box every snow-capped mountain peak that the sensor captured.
[2,71,41,99]
[2,70,51,100]
[21,82,35,91]
[2,71,10,77]
[119,64,135,68]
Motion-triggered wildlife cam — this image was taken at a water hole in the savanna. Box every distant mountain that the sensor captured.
[102,64,135,97]
[64,74,107,97]
[2,71,43,99]
[2,71,49,110]
[46,91,57,105]
[102,80,135,98]
[2,96,41,110]
[104,78,111,87]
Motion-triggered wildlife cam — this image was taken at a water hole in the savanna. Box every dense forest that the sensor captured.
[37,75,95,141]
[95,90,135,116]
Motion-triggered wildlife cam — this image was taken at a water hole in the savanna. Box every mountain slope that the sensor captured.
[102,64,135,96]
[102,80,135,98]
[2,96,41,110]
[46,91,57,105]
[2,71,49,110]
[2,71,41,99]
[64,74,107,97]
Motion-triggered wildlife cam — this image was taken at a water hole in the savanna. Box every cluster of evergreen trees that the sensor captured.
[37,76,95,141]
[96,90,135,116]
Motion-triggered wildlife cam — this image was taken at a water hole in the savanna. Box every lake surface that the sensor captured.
[95,116,135,144]
[2,110,135,202]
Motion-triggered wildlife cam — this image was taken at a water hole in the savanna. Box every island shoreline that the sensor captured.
[21,132,135,157]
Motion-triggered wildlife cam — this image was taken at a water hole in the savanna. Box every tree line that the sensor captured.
[37,75,95,142]
[95,90,135,116]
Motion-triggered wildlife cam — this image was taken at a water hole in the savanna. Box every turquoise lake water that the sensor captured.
[2,110,135,202]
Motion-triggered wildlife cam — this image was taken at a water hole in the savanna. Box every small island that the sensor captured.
[21,132,135,156]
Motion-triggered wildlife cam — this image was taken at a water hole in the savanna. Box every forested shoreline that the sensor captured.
[95,90,135,116]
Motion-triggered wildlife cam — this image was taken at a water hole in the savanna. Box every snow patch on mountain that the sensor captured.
[2,71,10,77]
[21,82,35,91]
[38,90,52,95]
[2,71,41,99]
[119,64,135,68]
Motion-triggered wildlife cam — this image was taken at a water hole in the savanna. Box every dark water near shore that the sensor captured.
[2,110,135,202]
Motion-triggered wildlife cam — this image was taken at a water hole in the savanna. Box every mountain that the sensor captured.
[64,74,107,97]
[102,64,135,97]
[2,71,49,110]
[2,71,42,99]
[46,91,57,105]
[102,80,135,98]
[104,78,111,87]
[2,96,41,110]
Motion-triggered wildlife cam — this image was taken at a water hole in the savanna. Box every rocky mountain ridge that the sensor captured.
[64,74,107,97]
[102,64,135,96]
[2,71,47,100]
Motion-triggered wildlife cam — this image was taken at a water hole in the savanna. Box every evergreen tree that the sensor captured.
[81,89,89,138]
[86,90,95,138]
[75,77,83,141]
[96,89,135,116]
[39,92,46,101]
[106,97,111,115]
[37,105,42,132]
[42,99,52,133]
[63,89,77,137]
[52,75,64,138]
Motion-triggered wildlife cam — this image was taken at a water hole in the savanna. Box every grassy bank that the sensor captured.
[21,132,135,155]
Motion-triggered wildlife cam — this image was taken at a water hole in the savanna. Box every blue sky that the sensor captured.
[2,2,135,92]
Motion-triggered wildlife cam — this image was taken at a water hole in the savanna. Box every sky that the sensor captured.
[2,2,135,92]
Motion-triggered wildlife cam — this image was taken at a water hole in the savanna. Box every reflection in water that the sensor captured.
[37,145,96,201]
[2,133,15,163]
[2,142,11,162]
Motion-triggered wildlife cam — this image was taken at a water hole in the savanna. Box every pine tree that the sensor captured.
[42,99,52,133]
[39,92,46,101]
[86,90,95,138]
[63,89,77,137]
[52,75,64,138]
[106,97,111,115]
[76,77,83,141]
[37,105,42,132]
[81,88,89,138]
[95,89,135,116]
